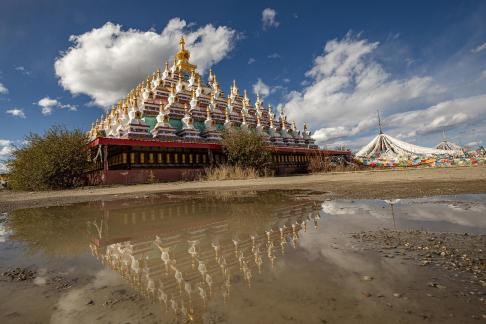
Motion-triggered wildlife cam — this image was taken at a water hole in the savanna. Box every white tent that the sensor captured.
[356,133,463,158]
[435,140,462,151]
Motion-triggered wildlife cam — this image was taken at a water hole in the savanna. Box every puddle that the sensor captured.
[0,191,485,323]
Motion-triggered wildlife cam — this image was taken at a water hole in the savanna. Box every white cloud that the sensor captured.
[252,78,271,97]
[283,34,451,146]
[267,53,280,59]
[248,57,256,64]
[480,69,486,80]
[262,8,279,30]
[15,66,32,76]
[0,140,13,172]
[472,42,486,53]
[37,97,58,115]
[37,97,77,115]
[0,83,8,95]
[6,108,26,118]
[55,19,237,108]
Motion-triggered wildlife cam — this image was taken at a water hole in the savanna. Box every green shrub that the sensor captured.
[7,125,89,190]
[221,129,271,172]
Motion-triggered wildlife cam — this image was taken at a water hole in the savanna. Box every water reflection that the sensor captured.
[86,191,321,322]
[320,194,486,234]
[4,192,486,323]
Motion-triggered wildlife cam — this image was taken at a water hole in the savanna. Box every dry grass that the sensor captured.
[203,165,260,181]
[308,155,363,173]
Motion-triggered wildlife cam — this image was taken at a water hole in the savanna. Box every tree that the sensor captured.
[7,125,89,190]
[221,128,272,171]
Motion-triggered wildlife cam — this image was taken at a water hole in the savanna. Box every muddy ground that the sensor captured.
[1,166,486,213]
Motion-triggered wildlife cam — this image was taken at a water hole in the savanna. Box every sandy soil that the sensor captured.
[1,166,486,212]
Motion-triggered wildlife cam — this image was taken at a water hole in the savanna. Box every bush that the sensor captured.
[221,129,271,172]
[7,125,89,190]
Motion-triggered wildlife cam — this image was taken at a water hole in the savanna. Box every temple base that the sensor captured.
[201,130,222,142]
[282,137,295,146]
[294,138,306,146]
[177,128,201,141]
[121,123,151,139]
[151,125,177,140]
[270,136,284,146]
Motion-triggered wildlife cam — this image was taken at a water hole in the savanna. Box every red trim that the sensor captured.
[88,137,221,149]
[87,137,351,155]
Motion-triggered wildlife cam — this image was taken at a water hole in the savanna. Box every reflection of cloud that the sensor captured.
[34,268,47,286]
[320,198,486,231]
[51,269,125,324]
[0,213,10,243]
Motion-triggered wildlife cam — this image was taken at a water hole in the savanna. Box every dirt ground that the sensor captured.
[1,166,486,213]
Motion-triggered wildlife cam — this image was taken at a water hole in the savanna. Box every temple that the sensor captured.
[85,36,350,184]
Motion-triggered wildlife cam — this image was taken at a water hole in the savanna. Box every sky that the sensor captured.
[1,0,486,170]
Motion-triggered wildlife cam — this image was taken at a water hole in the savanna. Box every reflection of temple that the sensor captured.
[88,195,321,322]
[84,36,350,184]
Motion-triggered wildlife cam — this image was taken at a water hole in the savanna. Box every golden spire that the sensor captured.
[233,79,236,88]
[304,122,308,131]
[152,72,156,81]
[184,103,189,114]
[179,35,185,50]
[157,68,161,79]
[175,35,195,72]
[165,60,169,70]
[244,90,248,100]
[227,97,231,105]
[268,103,272,113]
[192,89,196,99]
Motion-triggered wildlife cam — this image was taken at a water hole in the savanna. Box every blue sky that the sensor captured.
[1,0,486,167]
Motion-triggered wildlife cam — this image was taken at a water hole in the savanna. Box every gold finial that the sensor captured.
[152,72,156,81]
[244,90,248,99]
[141,80,145,89]
[206,105,211,119]
[209,68,213,78]
[268,103,272,113]
[227,97,231,105]
[157,68,161,79]
[165,60,169,70]
[179,35,185,50]
[192,89,196,99]
[184,103,188,113]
